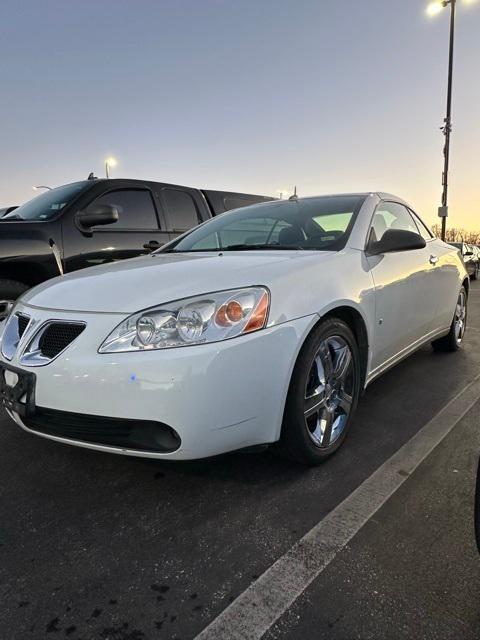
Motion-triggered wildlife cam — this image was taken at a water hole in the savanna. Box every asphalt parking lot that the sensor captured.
[1,283,479,640]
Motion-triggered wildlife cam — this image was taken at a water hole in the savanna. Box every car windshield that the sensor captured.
[164,195,366,253]
[1,182,88,221]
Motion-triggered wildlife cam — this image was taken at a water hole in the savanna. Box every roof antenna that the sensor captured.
[289,186,298,201]
[87,172,98,181]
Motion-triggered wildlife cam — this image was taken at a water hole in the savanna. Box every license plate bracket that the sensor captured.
[0,363,36,417]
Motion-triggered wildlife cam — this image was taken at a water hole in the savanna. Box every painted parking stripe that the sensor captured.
[196,374,480,640]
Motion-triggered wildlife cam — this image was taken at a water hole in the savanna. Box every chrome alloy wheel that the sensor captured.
[454,289,467,345]
[304,336,354,448]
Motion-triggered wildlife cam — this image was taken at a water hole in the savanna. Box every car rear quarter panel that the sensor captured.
[431,239,468,330]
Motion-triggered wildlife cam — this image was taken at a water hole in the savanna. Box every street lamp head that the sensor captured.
[427,0,477,14]
[427,1,446,16]
[105,156,118,168]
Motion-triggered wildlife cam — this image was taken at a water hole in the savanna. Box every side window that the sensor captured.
[410,210,433,241]
[311,212,353,233]
[370,202,419,243]
[163,189,201,231]
[92,189,158,230]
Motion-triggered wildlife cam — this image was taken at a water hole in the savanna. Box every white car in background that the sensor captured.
[0,193,469,465]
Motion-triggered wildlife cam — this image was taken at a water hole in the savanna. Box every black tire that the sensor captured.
[277,318,361,465]
[0,278,29,319]
[472,265,479,281]
[432,285,468,353]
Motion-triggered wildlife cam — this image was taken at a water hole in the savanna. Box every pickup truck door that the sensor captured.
[62,185,170,273]
[366,202,439,375]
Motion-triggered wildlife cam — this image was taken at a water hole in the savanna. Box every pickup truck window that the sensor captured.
[162,189,201,231]
[223,196,261,211]
[92,189,159,230]
[2,182,86,221]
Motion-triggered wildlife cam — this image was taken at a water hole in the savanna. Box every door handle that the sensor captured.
[143,240,161,251]
[429,254,439,265]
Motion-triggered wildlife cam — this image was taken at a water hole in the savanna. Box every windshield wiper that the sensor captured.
[161,244,305,253]
[220,244,305,251]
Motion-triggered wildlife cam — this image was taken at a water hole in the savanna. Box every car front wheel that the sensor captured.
[278,318,361,465]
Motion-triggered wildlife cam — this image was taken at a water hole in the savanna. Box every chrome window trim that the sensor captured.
[19,320,86,367]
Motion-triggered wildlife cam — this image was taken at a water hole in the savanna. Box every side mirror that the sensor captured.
[369,229,426,255]
[77,204,119,229]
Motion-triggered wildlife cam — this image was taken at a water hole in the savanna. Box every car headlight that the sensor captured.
[98,287,270,353]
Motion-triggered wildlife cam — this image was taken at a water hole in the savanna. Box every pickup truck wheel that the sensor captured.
[277,318,361,465]
[0,279,29,320]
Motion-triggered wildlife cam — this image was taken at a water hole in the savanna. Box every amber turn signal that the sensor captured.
[243,292,269,333]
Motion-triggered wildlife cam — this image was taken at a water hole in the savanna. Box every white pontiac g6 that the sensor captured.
[0,193,469,465]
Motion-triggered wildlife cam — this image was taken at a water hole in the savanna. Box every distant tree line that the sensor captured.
[431,224,480,244]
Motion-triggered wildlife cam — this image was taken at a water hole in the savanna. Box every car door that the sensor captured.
[366,202,438,373]
[63,185,170,273]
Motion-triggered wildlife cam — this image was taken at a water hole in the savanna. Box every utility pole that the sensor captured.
[437,0,456,242]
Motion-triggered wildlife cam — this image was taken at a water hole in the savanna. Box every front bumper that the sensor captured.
[1,303,316,460]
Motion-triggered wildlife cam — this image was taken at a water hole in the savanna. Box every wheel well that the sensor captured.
[0,263,49,288]
[313,306,369,390]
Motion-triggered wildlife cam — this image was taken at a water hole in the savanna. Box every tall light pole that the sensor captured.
[427,0,477,241]
[427,0,456,241]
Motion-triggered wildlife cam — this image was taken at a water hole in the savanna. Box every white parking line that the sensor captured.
[196,374,480,640]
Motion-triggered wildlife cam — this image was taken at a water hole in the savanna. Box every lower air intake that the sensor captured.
[24,407,181,453]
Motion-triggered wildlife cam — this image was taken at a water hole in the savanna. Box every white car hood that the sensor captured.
[21,251,336,314]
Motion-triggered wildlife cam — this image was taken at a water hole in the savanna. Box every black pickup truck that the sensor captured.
[0,178,273,317]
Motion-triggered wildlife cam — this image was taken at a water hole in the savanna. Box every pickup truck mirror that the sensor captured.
[368,229,426,256]
[77,204,119,229]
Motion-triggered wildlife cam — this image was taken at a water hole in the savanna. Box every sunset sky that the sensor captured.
[0,0,479,229]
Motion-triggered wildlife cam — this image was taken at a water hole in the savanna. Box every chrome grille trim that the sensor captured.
[19,320,86,367]
[0,313,31,361]
[17,313,31,338]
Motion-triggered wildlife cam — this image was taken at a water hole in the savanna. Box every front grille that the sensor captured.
[23,407,181,453]
[38,323,85,358]
[17,314,29,338]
